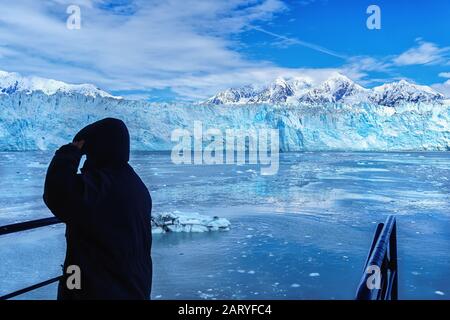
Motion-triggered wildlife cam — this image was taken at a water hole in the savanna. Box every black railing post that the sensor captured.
[0,276,62,300]
[355,215,398,300]
[0,217,61,236]
[389,219,398,300]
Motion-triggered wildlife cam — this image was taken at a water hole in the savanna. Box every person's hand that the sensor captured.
[72,140,85,150]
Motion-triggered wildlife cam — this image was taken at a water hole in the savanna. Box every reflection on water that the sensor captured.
[0,151,449,299]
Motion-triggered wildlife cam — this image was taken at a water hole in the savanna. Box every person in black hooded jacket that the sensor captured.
[43,118,152,300]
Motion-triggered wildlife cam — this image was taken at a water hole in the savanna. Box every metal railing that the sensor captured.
[0,217,63,300]
[355,215,398,300]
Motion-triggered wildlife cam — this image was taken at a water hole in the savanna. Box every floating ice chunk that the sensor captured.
[151,227,165,234]
[151,211,230,233]
[435,291,445,296]
[27,161,47,168]
[309,273,320,277]
[291,283,300,288]
[198,291,214,299]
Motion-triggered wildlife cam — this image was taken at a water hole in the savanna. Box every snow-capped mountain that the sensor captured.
[205,77,311,105]
[206,85,261,105]
[298,74,369,104]
[371,79,444,106]
[253,77,298,104]
[206,73,445,107]
[0,70,119,99]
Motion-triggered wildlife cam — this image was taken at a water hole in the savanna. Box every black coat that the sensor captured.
[43,118,152,300]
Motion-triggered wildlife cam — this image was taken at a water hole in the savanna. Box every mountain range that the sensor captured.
[0,70,447,106]
[0,70,118,99]
[205,73,445,107]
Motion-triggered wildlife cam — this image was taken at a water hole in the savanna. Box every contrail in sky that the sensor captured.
[250,26,348,60]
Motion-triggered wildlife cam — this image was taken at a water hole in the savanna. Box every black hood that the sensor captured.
[73,118,130,168]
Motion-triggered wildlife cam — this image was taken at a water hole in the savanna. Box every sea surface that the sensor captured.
[0,151,449,299]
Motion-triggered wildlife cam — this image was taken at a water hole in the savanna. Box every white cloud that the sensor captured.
[169,66,347,99]
[341,42,450,86]
[393,40,449,66]
[0,0,293,99]
[432,80,450,98]
[249,26,348,59]
[342,56,392,83]
[1,1,446,100]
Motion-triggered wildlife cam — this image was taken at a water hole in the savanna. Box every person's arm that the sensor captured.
[43,142,85,224]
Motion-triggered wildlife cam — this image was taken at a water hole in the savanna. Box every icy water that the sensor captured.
[0,151,449,300]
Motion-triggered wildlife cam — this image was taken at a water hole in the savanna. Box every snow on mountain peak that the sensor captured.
[323,73,353,84]
[274,77,289,87]
[0,70,119,99]
[289,77,313,90]
[205,73,443,106]
[372,79,444,106]
[299,73,369,104]
[205,84,260,105]
[206,72,367,105]
[1,69,444,107]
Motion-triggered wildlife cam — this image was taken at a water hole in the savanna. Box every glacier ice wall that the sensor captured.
[0,91,449,151]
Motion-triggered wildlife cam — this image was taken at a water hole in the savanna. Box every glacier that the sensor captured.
[0,70,450,151]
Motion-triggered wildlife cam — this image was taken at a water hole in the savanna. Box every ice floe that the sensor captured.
[26,161,48,168]
[151,210,230,233]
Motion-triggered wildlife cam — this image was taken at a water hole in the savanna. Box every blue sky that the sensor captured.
[0,0,449,100]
